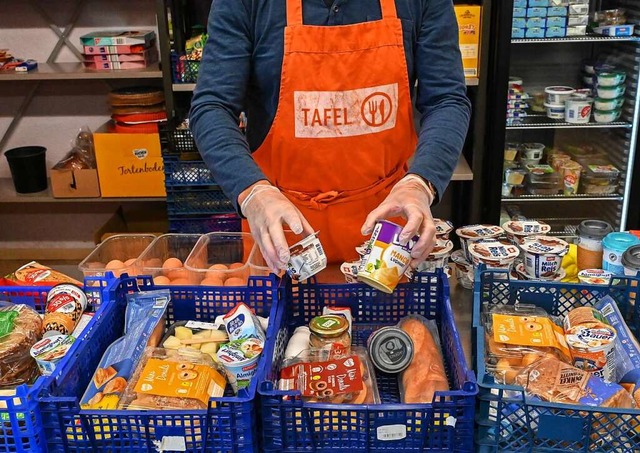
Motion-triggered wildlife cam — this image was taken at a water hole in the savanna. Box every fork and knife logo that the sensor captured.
[361,92,393,127]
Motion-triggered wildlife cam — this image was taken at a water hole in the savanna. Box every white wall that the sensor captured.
[0,0,160,178]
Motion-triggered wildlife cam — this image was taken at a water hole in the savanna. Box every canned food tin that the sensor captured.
[367,326,414,374]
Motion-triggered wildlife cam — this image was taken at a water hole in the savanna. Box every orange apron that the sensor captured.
[244,0,418,263]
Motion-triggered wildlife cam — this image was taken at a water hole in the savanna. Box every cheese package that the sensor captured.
[455,5,482,78]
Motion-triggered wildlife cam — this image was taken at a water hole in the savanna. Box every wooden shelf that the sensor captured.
[452,155,473,181]
[0,62,163,81]
[0,179,166,203]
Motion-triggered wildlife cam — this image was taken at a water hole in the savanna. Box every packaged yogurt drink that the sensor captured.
[358,220,417,294]
[217,337,264,393]
[520,235,569,279]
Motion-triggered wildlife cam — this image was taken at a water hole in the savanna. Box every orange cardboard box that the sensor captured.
[455,5,482,78]
[94,126,166,198]
[50,168,101,198]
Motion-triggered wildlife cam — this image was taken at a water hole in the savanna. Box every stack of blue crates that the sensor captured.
[513,0,589,39]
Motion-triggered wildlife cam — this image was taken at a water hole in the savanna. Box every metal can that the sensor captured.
[367,326,414,374]
[309,315,351,359]
[43,284,88,337]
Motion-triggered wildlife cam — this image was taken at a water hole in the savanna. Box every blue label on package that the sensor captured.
[527,17,546,28]
[526,7,547,17]
[547,16,567,27]
[528,0,548,7]
[513,7,526,17]
[514,0,527,7]
[547,6,568,16]
[512,27,526,38]
[546,26,566,38]
[513,17,526,28]
[526,27,546,38]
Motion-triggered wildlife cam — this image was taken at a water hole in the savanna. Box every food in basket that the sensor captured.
[80,290,169,409]
[43,284,88,337]
[223,302,266,342]
[217,337,264,393]
[286,232,327,281]
[0,303,43,387]
[520,236,569,279]
[161,320,228,361]
[3,261,82,287]
[30,334,75,376]
[398,315,449,403]
[514,355,635,408]
[283,326,311,363]
[367,326,414,374]
[309,315,351,360]
[118,347,226,410]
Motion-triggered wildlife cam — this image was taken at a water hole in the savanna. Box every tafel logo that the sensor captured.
[294,83,398,138]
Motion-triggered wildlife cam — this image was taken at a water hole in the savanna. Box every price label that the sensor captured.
[376,424,407,441]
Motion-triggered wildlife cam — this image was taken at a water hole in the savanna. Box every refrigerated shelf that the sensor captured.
[512,34,640,45]
[506,117,632,129]
[502,194,623,202]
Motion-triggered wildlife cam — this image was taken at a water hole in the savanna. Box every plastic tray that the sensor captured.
[259,270,478,452]
[137,233,202,283]
[166,187,234,215]
[169,214,242,235]
[473,268,640,452]
[78,234,157,279]
[39,274,280,453]
[0,278,113,453]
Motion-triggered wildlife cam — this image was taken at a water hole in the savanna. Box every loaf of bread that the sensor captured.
[399,315,449,403]
[0,303,43,388]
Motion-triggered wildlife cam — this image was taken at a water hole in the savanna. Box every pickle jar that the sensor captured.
[309,315,351,357]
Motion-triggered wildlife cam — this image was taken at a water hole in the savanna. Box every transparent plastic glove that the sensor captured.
[361,175,436,267]
[240,184,314,272]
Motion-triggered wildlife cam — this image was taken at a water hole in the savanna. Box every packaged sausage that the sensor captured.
[0,303,43,387]
[80,290,169,409]
[118,347,226,410]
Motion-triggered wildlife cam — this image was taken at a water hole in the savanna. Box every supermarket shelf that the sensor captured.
[173,78,481,92]
[512,34,640,45]
[0,179,166,203]
[502,194,623,202]
[0,62,163,81]
[507,116,632,129]
[452,155,473,181]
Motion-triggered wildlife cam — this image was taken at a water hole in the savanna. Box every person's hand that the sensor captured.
[240,182,313,272]
[361,175,437,267]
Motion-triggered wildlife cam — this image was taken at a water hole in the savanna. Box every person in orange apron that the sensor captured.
[190,0,471,272]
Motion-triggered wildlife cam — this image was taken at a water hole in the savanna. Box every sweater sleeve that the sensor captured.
[189,0,267,211]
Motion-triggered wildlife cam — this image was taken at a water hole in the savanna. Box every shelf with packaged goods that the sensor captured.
[511,34,640,45]
[172,77,481,92]
[502,194,623,202]
[506,116,632,130]
[0,179,167,203]
[0,62,163,81]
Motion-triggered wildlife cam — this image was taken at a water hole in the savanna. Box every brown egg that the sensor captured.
[124,258,137,267]
[224,277,246,287]
[163,258,184,280]
[105,259,125,277]
[86,262,105,270]
[169,278,189,286]
[229,262,244,270]
[153,276,171,285]
[206,263,229,280]
[200,277,224,286]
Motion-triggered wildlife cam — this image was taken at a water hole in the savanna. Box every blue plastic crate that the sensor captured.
[39,274,281,453]
[258,271,478,452]
[163,157,216,187]
[166,187,235,215]
[0,277,114,453]
[169,213,242,234]
[171,52,200,84]
[473,269,640,452]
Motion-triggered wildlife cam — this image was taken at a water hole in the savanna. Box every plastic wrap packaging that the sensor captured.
[483,304,572,384]
[0,303,43,388]
[2,261,82,287]
[52,126,96,171]
[118,347,226,410]
[398,315,449,403]
[279,347,380,404]
[161,320,228,363]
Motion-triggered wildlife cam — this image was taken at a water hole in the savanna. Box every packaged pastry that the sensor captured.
[279,347,379,404]
[514,355,635,409]
[0,303,43,387]
[43,284,88,337]
[398,315,449,403]
[3,261,82,287]
[118,347,226,410]
[80,290,169,409]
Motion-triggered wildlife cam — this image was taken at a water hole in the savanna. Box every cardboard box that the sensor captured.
[455,5,482,78]
[50,168,101,198]
[94,125,166,198]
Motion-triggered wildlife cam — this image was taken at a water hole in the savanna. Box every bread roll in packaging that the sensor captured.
[0,303,43,388]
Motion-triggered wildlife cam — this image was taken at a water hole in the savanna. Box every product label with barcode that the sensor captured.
[376,424,407,441]
[158,436,186,452]
[185,320,220,331]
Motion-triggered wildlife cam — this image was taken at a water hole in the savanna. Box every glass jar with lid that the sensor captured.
[309,315,351,359]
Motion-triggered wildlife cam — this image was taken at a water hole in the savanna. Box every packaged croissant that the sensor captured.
[484,304,572,384]
[0,302,43,388]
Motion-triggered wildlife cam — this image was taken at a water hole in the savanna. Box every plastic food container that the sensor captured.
[582,74,596,87]
[514,261,566,281]
[545,86,575,104]
[561,160,582,195]
[576,220,613,270]
[565,97,593,124]
[504,143,519,162]
[544,103,564,119]
[596,71,626,87]
[577,269,613,285]
[450,249,473,289]
[414,239,454,273]
[520,157,542,167]
[434,218,454,239]
[593,8,627,26]
[580,164,620,194]
[622,245,640,277]
[521,143,544,160]
[567,15,589,26]
[602,232,640,275]
[502,183,514,197]
[593,108,621,123]
[138,233,203,284]
[503,220,551,245]
[597,84,626,99]
[505,167,527,185]
[185,232,256,285]
[520,235,569,279]
[593,24,635,37]
[78,234,156,278]
[594,96,624,111]
[468,240,520,274]
[456,224,504,263]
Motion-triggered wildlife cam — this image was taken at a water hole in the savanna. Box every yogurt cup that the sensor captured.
[505,168,527,185]
[521,143,545,160]
[504,144,519,162]
[30,334,75,376]
[413,239,454,274]
[286,233,327,281]
[544,102,565,119]
[340,260,361,283]
[358,220,417,293]
[516,262,566,281]
[565,97,593,124]
[597,84,626,100]
[596,70,626,87]
[578,269,613,285]
[545,86,575,104]
[502,220,551,245]
[468,240,520,273]
[434,218,454,239]
[217,337,264,393]
[593,108,621,123]
[594,97,624,111]
[456,224,505,262]
[602,232,640,275]
[451,250,473,289]
[520,235,569,279]
[622,245,640,277]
